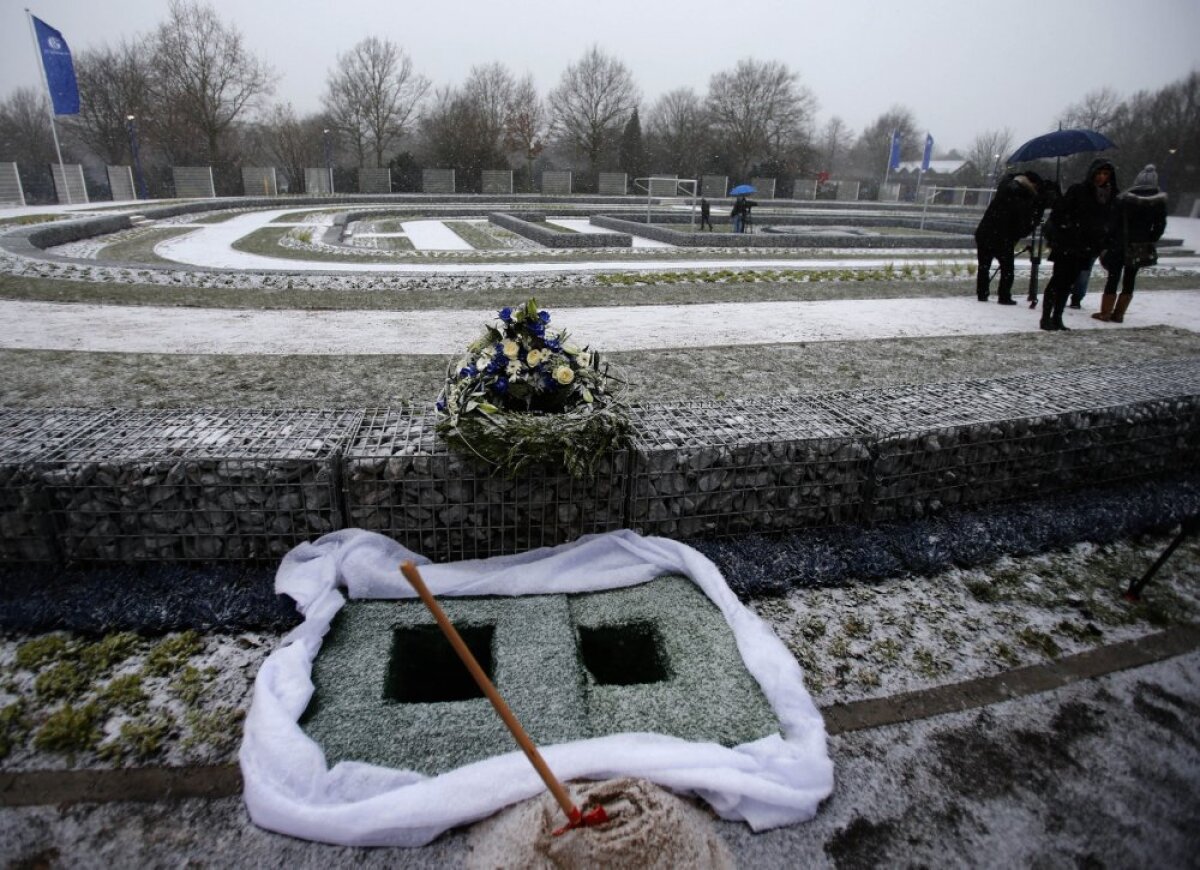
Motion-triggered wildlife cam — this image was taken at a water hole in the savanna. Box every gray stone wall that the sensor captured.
[0,162,23,206]
[304,168,333,194]
[51,163,88,204]
[598,172,627,195]
[836,180,860,202]
[358,167,391,194]
[2,359,1196,564]
[541,170,572,195]
[106,166,135,201]
[172,166,215,198]
[589,214,971,248]
[422,169,455,194]
[751,177,776,199]
[242,167,278,197]
[702,175,727,198]
[481,170,512,194]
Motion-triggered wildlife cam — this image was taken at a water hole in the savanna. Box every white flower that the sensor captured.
[526,348,544,367]
[502,340,519,358]
[507,361,521,377]
[553,365,575,385]
[575,350,593,368]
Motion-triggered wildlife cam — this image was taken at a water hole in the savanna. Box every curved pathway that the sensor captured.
[3,290,1199,355]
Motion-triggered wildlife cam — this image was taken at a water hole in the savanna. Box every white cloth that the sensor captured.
[240,528,833,847]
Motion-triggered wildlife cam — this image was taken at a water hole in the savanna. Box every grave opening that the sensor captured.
[386,624,494,703]
[579,622,669,686]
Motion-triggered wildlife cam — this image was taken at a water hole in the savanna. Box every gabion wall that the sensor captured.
[488,212,632,248]
[37,409,361,562]
[628,399,871,538]
[342,410,628,562]
[1,359,1196,564]
[0,409,116,562]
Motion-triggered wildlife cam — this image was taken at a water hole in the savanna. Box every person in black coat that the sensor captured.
[1093,164,1168,323]
[1039,158,1118,331]
[974,170,1054,305]
[699,197,713,231]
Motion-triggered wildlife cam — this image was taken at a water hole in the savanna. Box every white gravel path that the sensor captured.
[4,290,1199,355]
[400,220,473,250]
[546,218,675,248]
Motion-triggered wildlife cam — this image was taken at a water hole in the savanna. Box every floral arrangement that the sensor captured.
[435,299,630,477]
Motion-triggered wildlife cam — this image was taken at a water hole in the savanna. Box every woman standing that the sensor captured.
[1093,164,1168,323]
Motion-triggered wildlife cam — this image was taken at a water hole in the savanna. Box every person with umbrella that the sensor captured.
[973,169,1054,305]
[1038,158,1119,331]
[1005,128,1117,307]
[1093,164,1168,323]
[729,184,757,233]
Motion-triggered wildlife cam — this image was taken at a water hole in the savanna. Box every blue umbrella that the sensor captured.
[1006,128,1116,164]
[729,184,756,196]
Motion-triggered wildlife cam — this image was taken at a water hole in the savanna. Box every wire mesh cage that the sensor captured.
[0,408,116,562]
[37,408,363,562]
[627,397,873,539]
[839,361,1200,522]
[343,409,629,562]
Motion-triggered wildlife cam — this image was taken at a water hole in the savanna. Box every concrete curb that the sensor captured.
[2,624,1197,808]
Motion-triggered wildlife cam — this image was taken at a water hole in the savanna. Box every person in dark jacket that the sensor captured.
[731,196,756,233]
[1093,164,1168,323]
[699,197,713,231]
[974,170,1053,304]
[1039,158,1118,331]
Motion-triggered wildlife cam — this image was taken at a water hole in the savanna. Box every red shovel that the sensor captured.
[399,561,610,834]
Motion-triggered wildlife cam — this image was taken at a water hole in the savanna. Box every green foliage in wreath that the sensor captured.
[435,299,631,477]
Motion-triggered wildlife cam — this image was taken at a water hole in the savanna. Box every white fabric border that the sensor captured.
[239,528,833,847]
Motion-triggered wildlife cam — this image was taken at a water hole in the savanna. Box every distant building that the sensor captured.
[892,159,977,184]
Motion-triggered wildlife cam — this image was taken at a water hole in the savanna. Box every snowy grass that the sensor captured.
[94,228,198,264]
[2,326,1197,408]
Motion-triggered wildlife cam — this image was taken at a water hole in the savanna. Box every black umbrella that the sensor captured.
[1005,128,1118,305]
[1007,128,1117,166]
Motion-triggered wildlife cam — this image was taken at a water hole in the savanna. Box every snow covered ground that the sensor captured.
[3,290,1199,355]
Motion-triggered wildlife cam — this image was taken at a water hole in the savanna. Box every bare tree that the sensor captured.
[69,40,152,165]
[1058,87,1123,132]
[817,116,854,176]
[503,74,545,192]
[249,103,328,193]
[324,37,429,168]
[148,0,275,164]
[463,62,517,158]
[705,58,816,179]
[0,87,58,166]
[966,128,1014,185]
[645,88,708,179]
[421,86,506,191]
[849,106,920,180]
[547,45,640,177]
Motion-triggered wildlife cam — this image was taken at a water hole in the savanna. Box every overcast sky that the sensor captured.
[4,0,1198,158]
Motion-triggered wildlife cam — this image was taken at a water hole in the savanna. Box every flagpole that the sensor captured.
[882,128,894,191]
[25,7,71,205]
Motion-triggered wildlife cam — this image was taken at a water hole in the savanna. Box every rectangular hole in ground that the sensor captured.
[386,624,494,703]
[579,622,669,686]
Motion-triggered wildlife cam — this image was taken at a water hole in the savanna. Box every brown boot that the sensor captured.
[1110,293,1133,323]
[1091,293,1116,321]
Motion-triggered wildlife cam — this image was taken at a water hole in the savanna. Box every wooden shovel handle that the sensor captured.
[399,561,579,822]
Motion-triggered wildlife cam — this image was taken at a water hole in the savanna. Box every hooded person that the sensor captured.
[974,170,1054,304]
[1093,163,1168,323]
[1038,158,1119,331]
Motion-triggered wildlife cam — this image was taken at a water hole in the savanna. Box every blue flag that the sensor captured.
[32,16,80,116]
[921,133,933,172]
[888,130,902,170]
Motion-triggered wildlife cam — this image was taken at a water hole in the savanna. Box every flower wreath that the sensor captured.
[435,299,630,477]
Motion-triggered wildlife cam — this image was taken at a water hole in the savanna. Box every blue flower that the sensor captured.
[436,397,447,412]
[529,321,545,337]
[459,364,477,378]
[499,307,513,322]
[538,310,550,324]
[544,337,561,352]
[495,377,509,393]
